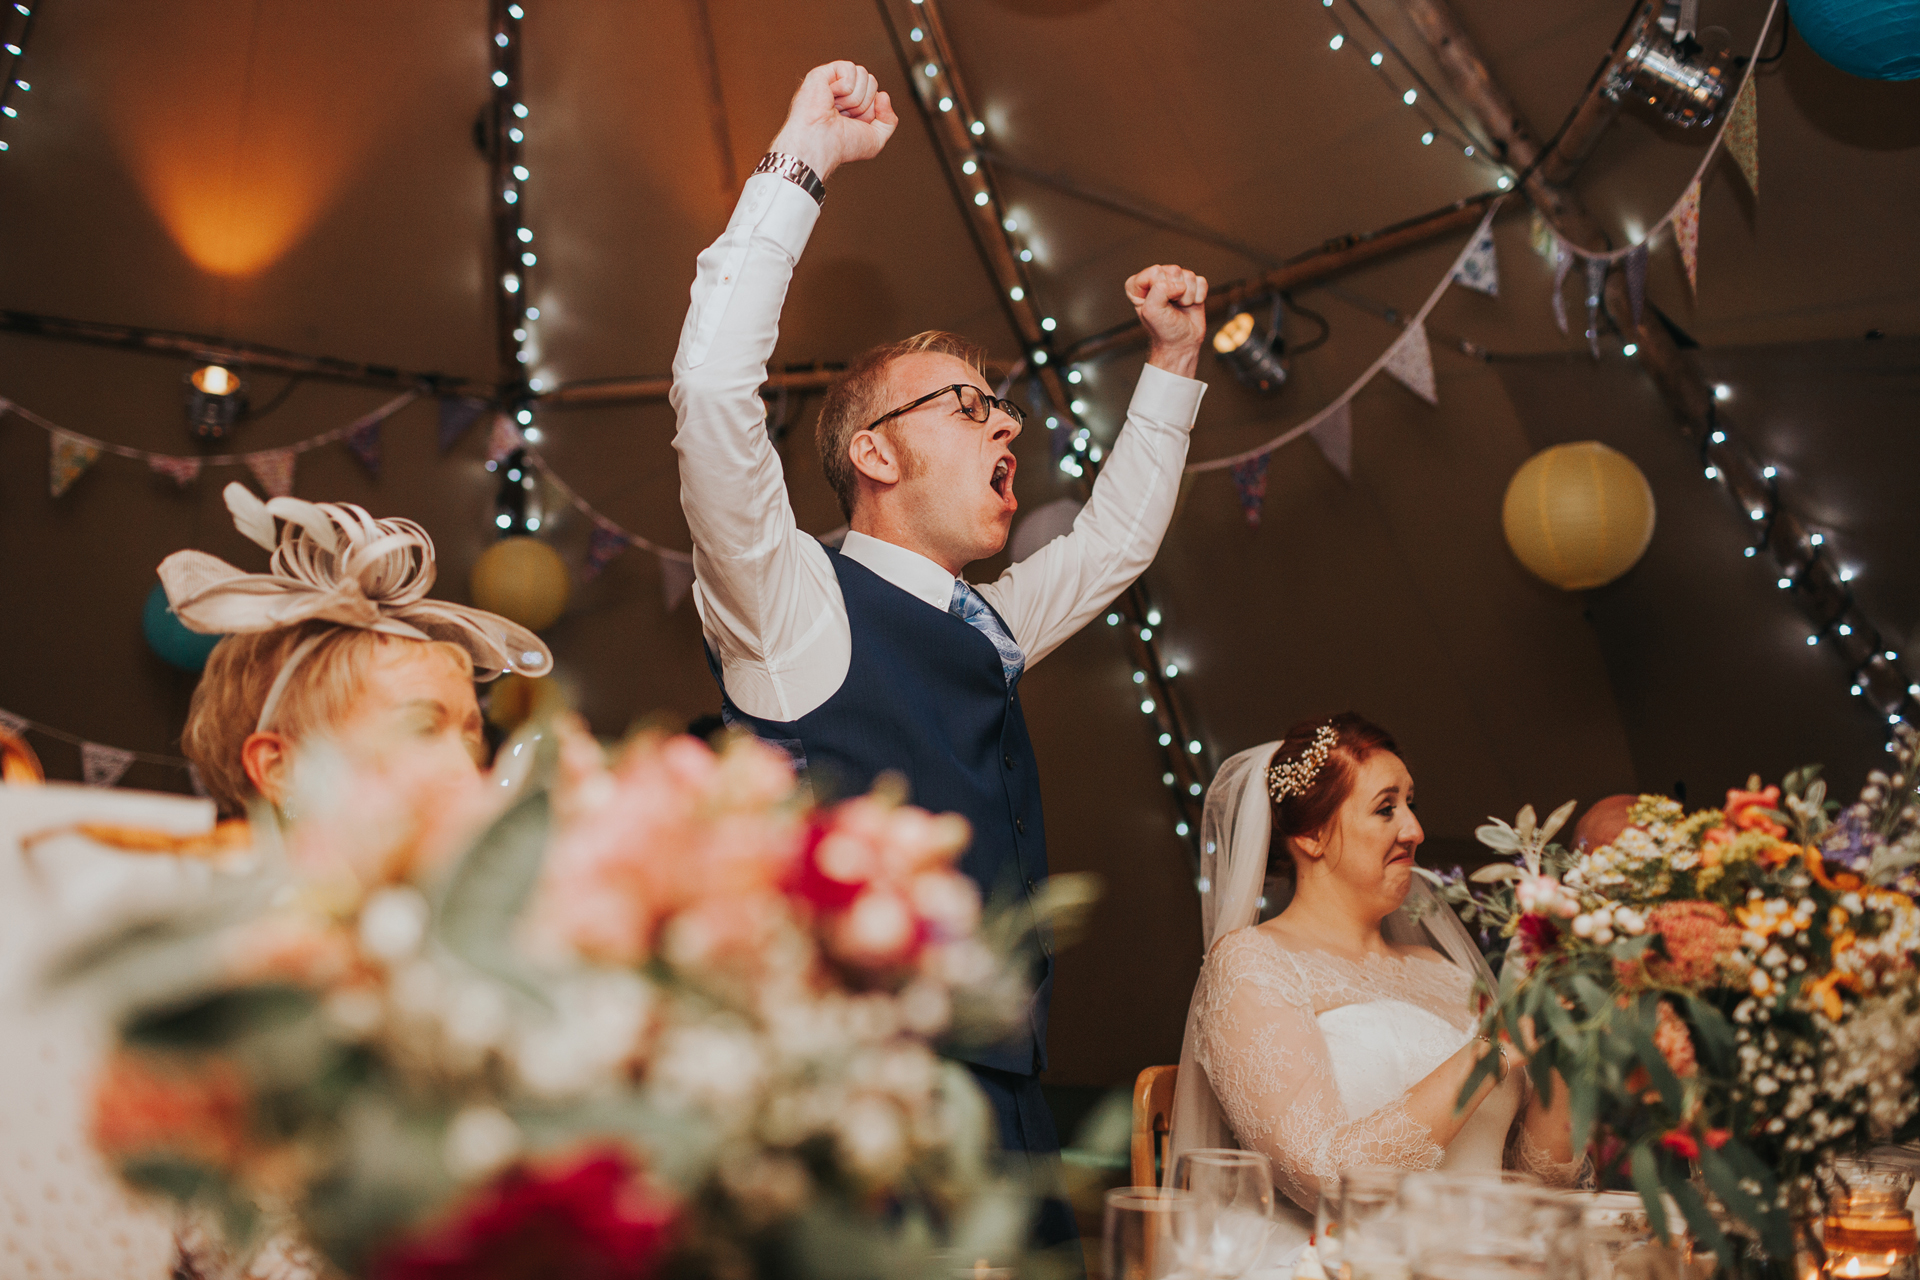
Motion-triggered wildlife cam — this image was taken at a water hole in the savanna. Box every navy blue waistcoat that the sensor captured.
[708,549,1051,1075]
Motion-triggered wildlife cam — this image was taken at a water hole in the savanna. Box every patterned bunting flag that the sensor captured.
[1550,240,1574,335]
[1674,180,1702,293]
[346,419,382,478]
[1584,258,1609,359]
[148,455,203,487]
[660,555,696,611]
[1624,244,1650,328]
[80,741,135,788]
[1228,453,1270,527]
[1725,78,1758,195]
[1451,228,1499,297]
[247,449,296,498]
[583,522,630,582]
[1309,402,1353,480]
[487,415,524,464]
[1382,321,1438,405]
[49,432,101,498]
[438,396,491,452]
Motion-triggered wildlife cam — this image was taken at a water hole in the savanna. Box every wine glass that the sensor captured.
[1398,1173,1583,1280]
[1341,1167,1411,1280]
[1173,1148,1276,1278]
[1315,1185,1343,1279]
[1105,1187,1199,1280]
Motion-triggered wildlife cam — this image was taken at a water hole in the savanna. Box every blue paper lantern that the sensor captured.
[142,581,222,672]
[1788,0,1920,81]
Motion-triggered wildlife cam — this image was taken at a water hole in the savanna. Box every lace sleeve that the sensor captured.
[1506,1073,1591,1189]
[1193,933,1445,1213]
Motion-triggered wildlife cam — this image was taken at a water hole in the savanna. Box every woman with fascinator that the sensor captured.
[1169,714,1581,1274]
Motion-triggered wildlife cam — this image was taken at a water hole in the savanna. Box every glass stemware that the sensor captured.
[1105,1187,1200,1280]
[1399,1172,1583,1280]
[1173,1148,1276,1278]
[1341,1167,1412,1280]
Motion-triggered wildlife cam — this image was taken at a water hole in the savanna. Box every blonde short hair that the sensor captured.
[180,623,472,816]
[814,330,989,522]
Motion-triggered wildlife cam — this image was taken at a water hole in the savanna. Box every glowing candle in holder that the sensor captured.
[1824,1186,1919,1280]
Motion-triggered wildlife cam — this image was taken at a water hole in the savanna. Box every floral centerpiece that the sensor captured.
[1432,725,1920,1270]
[65,719,1084,1279]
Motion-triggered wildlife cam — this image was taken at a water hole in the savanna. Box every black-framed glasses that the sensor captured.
[864,383,1026,433]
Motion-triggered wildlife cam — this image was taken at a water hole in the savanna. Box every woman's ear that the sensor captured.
[240,731,292,807]
[1289,832,1325,866]
[848,428,902,488]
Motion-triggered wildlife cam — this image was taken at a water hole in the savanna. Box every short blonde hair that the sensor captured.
[815,330,989,522]
[180,623,472,816]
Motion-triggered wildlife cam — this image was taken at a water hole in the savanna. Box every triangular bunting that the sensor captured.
[1725,78,1758,195]
[1228,453,1270,527]
[346,419,382,478]
[438,396,491,452]
[488,415,524,464]
[1309,403,1353,480]
[583,522,630,582]
[1584,258,1609,359]
[246,449,296,498]
[660,555,696,611]
[1624,244,1650,328]
[1382,321,1438,405]
[1674,180,1701,293]
[148,455,203,488]
[1550,240,1574,335]
[188,764,208,798]
[49,432,101,498]
[0,707,26,738]
[80,742,135,788]
[1451,228,1499,297]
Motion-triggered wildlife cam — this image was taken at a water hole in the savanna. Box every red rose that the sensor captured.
[372,1147,675,1280]
[782,821,865,913]
[1658,1131,1700,1161]
[1515,913,1561,958]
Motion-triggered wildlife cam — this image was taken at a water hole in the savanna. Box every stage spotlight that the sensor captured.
[1211,308,1289,394]
[186,363,247,438]
[1603,4,1730,126]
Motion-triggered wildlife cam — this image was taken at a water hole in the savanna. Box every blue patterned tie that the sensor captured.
[949,580,1025,686]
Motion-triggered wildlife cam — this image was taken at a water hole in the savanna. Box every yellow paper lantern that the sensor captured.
[1501,442,1656,590]
[470,536,571,632]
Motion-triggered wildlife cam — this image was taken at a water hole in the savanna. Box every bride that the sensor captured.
[1169,714,1580,1272]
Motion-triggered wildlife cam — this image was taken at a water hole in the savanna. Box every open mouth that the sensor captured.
[989,455,1015,503]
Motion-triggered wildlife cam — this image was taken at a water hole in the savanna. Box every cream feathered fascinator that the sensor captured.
[159,483,554,731]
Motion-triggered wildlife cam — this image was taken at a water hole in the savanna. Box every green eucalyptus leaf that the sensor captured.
[1624,994,1684,1115]
[1682,995,1736,1076]
[1628,1145,1671,1245]
[1470,864,1523,884]
[1667,1171,1735,1276]
[1539,800,1579,844]
[433,787,553,1002]
[1475,822,1521,853]
[124,983,317,1049]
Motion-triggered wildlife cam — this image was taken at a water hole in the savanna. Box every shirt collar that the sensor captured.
[839,531,960,612]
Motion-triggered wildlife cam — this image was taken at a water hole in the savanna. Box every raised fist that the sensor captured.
[1126,264,1209,379]
[769,61,898,182]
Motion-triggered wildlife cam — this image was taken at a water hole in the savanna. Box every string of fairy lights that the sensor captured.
[0,0,44,153]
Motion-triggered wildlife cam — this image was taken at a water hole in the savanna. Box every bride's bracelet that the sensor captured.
[1472,1033,1512,1084]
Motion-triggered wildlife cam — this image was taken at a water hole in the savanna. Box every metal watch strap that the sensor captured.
[752,152,825,205]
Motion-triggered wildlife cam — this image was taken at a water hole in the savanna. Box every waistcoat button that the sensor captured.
[1016,817,1026,834]
[1003,753,1014,769]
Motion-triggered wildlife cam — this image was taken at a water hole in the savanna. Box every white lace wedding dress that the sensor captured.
[1191,925,1578,1276]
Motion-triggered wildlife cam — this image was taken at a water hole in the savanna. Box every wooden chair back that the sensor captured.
[1130,1064,1178,1188]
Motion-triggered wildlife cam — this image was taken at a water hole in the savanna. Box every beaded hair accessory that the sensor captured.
[1265,723,1339,804]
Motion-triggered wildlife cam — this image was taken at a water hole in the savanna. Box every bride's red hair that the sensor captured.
[1267,712,1400,876]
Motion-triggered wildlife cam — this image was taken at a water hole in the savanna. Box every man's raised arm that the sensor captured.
[670,63,895,716]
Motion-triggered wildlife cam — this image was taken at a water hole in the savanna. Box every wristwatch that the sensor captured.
[753,152,826,205]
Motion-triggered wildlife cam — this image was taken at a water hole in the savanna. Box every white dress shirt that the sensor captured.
[671,172,1207,724]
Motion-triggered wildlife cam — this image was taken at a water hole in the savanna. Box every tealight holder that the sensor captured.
[1824,1165,1920,1280]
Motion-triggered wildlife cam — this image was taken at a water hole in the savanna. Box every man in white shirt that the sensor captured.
[671,60,1207,1259]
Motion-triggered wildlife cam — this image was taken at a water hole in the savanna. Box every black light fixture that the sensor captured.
[1211,300,1289,394]
[185,363,247,438]
[1603,0,1730,127]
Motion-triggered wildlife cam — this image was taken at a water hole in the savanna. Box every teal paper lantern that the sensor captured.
[142,581,222,672]
[1788,0,1920,81]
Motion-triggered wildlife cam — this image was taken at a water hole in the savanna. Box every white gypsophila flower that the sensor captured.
[443,1104,521,1181]
[896,980,951,1037]
[512,970,654,1099]
[716,1150,811,1227]
[390,958,448,1017]
[836,1095,909,1182]
[650,1022,766,1113]
[928,938,995,986]
[322,986,386,1040]
[445,981,511,1054]
[847,994,901,1045]
[359,886,431,963]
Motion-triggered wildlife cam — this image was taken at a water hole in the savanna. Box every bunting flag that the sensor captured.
[1725,78,1758,195]
[247,449,296,498]
[1550,240,1574,335]
[1228,453,1270,527]
[49,432,101,498]
[1624,244,1650,328]
[0,707,26,738]
[1382,321,1438,405]
[80,741,135,788]
[346,419,382,478]
[660,556,696,611]
[1674,180,1702,293]
[1584,258,1609,359]
[487,415,523,464]
[1309,402,1353,480]
[1451,227,1499,297]
[438,395,491,452]
[583,522,630,582]
[149,454,203,487]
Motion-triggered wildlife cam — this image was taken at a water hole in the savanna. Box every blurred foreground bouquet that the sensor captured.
[1432,725,1920,1269]
[65,719,1085,1279]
